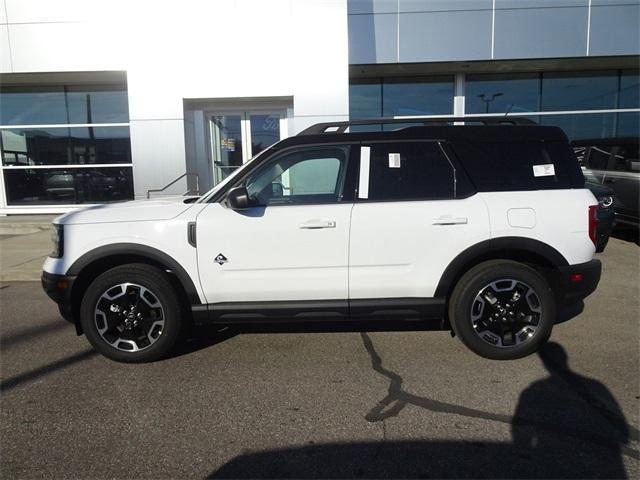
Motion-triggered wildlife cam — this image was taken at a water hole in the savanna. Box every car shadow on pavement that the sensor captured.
[209,341,639,479]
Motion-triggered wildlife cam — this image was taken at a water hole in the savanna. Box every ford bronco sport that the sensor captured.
[42,117,602,363]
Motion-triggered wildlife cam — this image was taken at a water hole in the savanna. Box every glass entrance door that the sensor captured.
[211,111,285,184]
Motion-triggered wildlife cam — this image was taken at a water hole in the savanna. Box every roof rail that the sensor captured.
[297,116,537,136]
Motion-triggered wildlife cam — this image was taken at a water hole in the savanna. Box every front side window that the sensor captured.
[244,147,348,206]
[364,142,455,201]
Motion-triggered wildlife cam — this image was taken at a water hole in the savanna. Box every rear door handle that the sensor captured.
[299,220,336,229]
[432,216,468,225]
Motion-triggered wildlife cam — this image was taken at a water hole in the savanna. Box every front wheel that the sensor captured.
[80,263,183,363]
[448,260,555,360]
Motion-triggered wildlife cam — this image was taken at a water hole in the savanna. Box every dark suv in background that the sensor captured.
[573,138,640,233]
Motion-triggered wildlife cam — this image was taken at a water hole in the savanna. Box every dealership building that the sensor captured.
[0,0,638,214]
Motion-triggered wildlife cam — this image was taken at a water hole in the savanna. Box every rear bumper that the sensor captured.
[41,271,76,324]
[554,259,602,305]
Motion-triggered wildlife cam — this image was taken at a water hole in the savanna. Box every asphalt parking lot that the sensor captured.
[1,237,638,479]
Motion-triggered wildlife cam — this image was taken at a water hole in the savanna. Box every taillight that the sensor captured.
[588,205,598,247]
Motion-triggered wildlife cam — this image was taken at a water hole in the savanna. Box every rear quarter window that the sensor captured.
[452,140,584,191]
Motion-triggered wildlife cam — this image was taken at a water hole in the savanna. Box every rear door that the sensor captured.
[603,143,640,223]
[348,141,489,314]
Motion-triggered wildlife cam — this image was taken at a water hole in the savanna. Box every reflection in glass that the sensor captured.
[541,114,616,140]
[619,70,640,109]
[0,87,67,125]
[349,82,382,119]
[466,73,539,114]
[383,77,454,116]
[250,115,280,157]
[212,115,243,184]
[0,127,131,166]
[541,71,618,111]
[0,85,129,125]
[3,167,134,205]
[66,86,129,124]
[616,112,639,138]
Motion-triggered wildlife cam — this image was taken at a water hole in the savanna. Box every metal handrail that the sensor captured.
[147,173,199,199]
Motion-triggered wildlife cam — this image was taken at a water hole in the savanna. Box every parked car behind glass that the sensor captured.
[573,138,640,229]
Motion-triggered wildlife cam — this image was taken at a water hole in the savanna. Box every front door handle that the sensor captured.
[432,216,468,225]
[299,219,336,229]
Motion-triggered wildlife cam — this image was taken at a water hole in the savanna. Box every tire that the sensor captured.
[448,260,555,360]
[80,263,183,363]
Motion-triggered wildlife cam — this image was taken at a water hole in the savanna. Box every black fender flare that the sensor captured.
[67,243,202,304]
[434,237,569,298]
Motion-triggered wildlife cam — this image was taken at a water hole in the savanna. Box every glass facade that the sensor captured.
[0,83,132,207]
[349,70,639,141]
[350,76,454,119]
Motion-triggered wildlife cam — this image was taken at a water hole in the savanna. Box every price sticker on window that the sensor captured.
[532,164,555,177]
[388,153,401,168]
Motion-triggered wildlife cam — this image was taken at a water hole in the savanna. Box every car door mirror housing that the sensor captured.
[227,186,251,209]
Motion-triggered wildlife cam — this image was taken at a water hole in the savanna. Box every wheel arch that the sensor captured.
[67,243,201,333]
[435,237,569,301]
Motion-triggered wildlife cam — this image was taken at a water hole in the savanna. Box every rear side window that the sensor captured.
[452,140,584,191]
[365,142,455,201]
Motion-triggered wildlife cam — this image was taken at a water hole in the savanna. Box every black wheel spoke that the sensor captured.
[94,283,165,353]
[471,278,541,349]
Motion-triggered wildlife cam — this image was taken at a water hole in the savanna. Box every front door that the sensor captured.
[196,144,356,312]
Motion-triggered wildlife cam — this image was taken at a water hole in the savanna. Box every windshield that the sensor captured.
[196,148,271,203]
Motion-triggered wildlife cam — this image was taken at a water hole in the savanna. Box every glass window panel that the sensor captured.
[367,142,454,201]
[0,127,131,166]
[540,113,616,140]
[0,86,68,125]
[349,81,382,119]
[212,115,243,183]
[541,71,618,111]
[3,167,134,205]
[383,77,454,116]
[245,147,348,206]
[250,115,280,157]
[619,70,640,109]
[617,112,639,138]
[465,73,540,114]
[66,85,129,123]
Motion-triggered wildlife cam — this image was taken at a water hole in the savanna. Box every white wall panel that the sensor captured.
[291,0,350,117]
[8,22,125,72]
[4,0,93,23]
[0,25,11,72]
[129,120,189,200]
[0,0,7,24]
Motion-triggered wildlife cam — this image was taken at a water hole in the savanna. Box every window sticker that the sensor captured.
[532,164,555,177]
[388,153,401,168]
[358,146,370,199]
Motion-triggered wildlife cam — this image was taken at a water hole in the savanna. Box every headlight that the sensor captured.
[50,224,64,258]
[598,195,614,209]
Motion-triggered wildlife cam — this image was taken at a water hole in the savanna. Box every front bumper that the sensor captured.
[554,259,602,306]
[41,271,77,324]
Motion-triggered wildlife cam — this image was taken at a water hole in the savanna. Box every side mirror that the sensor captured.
[227,186,250,209]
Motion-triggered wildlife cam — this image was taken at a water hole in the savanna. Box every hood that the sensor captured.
[55,196,199,225]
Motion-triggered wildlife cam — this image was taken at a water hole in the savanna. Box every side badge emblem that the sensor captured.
[214,253,228,265]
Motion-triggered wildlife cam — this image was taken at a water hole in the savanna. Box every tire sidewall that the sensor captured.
[80,264,182,363]
[449,260,555,360]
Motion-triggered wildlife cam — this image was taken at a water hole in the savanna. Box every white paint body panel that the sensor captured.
[479,189,597,265]
[195,202,352,303]
[43,201,208,302]
[349,196,491,299]
[43,186,597,306]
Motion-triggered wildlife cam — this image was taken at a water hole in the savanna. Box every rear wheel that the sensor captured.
[80,263,183,363]
[449,260,555,360]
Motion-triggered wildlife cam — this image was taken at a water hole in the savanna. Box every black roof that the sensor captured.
[274,124,569,151]
[571,137,639,146]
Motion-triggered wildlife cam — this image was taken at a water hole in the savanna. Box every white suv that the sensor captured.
[42,117,602,363]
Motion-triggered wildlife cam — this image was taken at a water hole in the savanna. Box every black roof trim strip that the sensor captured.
[298,116,536,136]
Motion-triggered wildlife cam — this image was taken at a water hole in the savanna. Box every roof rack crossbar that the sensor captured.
[297,116,536,136]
